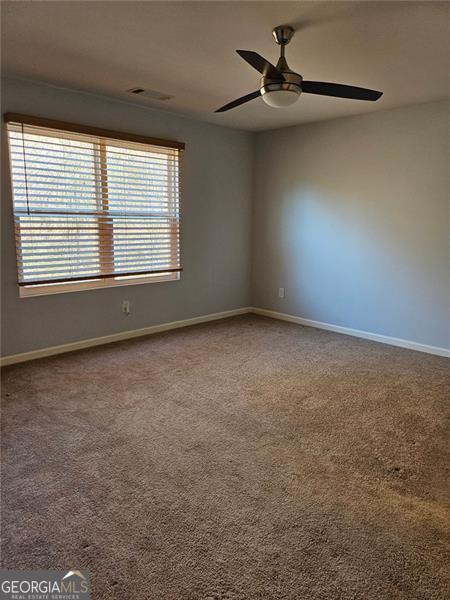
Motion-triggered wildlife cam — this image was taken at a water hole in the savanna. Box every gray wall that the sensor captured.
[252,101,449,349]
[1,78,254,355]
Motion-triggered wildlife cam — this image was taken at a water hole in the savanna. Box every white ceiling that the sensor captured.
[1,1,448,132]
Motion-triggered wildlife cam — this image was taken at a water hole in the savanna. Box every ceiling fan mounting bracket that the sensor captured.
[272,25,295,47]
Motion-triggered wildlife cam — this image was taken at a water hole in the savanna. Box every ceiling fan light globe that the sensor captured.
[262,89,300,108]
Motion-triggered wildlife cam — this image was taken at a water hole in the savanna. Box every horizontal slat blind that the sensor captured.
[6,120,182,286]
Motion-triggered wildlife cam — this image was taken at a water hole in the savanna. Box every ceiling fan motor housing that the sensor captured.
[260,71,303,107]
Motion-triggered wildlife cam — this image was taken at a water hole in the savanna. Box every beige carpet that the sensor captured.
[1,315,449,599]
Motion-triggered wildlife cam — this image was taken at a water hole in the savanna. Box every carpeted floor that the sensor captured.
[1,314,449,599]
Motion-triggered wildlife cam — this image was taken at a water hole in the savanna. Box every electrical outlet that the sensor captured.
[278,287,285,299]
[122,300,131,315]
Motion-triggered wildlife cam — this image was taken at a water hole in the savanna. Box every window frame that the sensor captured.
[4,113,184,298]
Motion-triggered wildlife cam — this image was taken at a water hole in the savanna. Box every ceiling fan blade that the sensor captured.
[236,50,284,81]
[302,81,383,101]
[215,90,261,113]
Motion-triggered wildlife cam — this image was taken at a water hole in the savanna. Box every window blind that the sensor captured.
[5,115,183,287]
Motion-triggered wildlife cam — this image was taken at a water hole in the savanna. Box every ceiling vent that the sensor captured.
[127,87,174,101]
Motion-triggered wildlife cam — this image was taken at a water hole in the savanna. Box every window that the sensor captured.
[5,114,184,297]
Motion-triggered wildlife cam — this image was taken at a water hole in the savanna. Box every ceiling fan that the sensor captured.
[215,25,383,112]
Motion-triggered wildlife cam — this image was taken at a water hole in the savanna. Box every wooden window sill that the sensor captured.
[19,272,180,297]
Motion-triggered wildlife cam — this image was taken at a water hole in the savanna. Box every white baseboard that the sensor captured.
[2,306,448,366]
[0,307,252,367]
[251,307,450,358]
